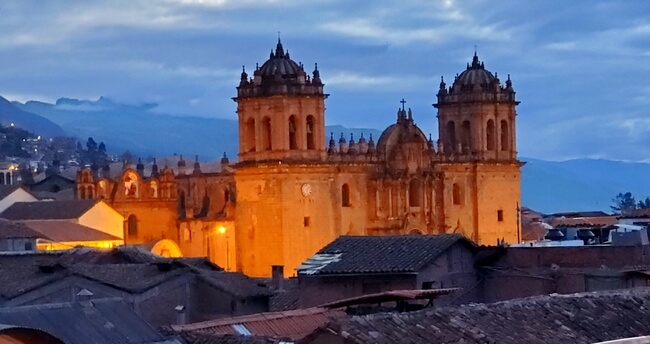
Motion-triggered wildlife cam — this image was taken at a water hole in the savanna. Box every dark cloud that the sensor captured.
[0,0,648,161]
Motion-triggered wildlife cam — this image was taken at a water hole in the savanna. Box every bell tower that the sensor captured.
[234,39,328,163]
[434,52,523,246]
[434,52,519,161]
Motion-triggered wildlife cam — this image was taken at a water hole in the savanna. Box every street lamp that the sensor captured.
[217,226,230,271]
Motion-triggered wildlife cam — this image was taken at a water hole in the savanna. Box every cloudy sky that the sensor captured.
[0,0,649,161]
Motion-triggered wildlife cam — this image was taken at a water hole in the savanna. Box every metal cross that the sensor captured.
[400,98,406,111]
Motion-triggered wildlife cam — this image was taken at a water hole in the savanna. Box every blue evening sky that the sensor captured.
[0,0,649,161]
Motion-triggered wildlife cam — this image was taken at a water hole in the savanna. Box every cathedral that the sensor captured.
[76,40,523,277]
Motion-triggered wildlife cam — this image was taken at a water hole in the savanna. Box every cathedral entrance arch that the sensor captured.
[408,229,423,235]
[148,239,183,258]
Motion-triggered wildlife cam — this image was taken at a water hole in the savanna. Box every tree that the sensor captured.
[638,197,650,209]
[19,163,34,185]
[611,192,637,215]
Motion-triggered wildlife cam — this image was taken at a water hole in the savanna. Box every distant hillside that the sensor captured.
[15,97,383,160]
[521,158,650,214]
[0,96,65,137]
[13,96,650,215]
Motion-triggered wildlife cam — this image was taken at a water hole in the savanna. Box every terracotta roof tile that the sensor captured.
[169,307,346,341]
[0,200,98,220]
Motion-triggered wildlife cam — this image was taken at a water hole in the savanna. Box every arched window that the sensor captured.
[446,121,456,153]
[86,186,93,199]
[127,214,138,237]
[289,115,298,150]
[306,115,315,150]
[0,173,4,185]
[500,120,509,151]
[409,179,420,207]
[486,119,496,151]
[341,184,351,207]
[262,117,272,151]
[245,118,256,152]
[80,187,86,199]
[452,183,461,205]
[461,120,471,151]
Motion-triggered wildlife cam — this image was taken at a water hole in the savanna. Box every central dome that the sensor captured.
[455,52,496,86]
[256,39,303,80]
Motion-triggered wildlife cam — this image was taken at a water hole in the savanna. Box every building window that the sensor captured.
[306,115,315,150]
[446,121,456,153]
[461,120,471,152]
[486,119,495,151]
[289,115,298,150]
[245,118,256,152]
[24,242,33,251]
[304,217,311,227]
[409,179,420,207]
[497,210,504,222]
[500,120,509,151]
[80,187,86,199]
[127,214,138,237]
[452,183,461,205]
[262,117,272,151]
[341,184,351,207]
[421,281,441,290]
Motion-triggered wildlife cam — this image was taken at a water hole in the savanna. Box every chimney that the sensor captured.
[271,265,284,291]
[175,305,186,325]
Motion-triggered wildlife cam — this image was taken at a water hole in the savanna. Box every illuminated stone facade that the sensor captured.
[76,41,523,277]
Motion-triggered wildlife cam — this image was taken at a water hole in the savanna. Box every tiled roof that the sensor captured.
[0,299,166,344]
[0,185,23,200]
[328,288,650,344]
[0,247,268,299]
[298,234,468,275]
[0,218,42,239]
[268,279,300,312]
[197,270,273,298]
[0,200,98,220]
[169,307,346,341]
[23,220,121,242]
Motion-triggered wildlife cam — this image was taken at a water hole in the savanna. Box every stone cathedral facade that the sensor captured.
[77,40,523,277]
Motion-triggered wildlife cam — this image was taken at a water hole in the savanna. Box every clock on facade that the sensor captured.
[301,183,313,197]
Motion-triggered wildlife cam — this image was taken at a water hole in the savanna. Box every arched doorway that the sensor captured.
[149,239,183,258]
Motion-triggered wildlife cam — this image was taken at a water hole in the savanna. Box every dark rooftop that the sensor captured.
[0,246,270,299]
[0,200,98,220]
[327,288,650,344]
[298,234,469,275]
[0,184,27,200]
[0,299,166,344]
[0,218,42,239]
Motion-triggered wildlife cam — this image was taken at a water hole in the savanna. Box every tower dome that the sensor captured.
[257,39,303,80]
[454,52,496,87]
[236,38,325,99]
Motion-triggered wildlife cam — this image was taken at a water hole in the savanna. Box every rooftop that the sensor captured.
[327,288,650,344]
[169,307,346,342]
[0,218,42,239]
[0,299,165,344]
[23,220,121,242]
[297,234,469,275]
[0,199,98,220]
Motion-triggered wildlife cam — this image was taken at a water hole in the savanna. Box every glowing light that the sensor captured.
[10,123,14,127]
[218,226,226,234]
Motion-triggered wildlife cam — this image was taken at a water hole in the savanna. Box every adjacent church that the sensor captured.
[76,40,523,277]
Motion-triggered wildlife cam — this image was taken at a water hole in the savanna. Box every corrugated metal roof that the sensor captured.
[0,299,166,344]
